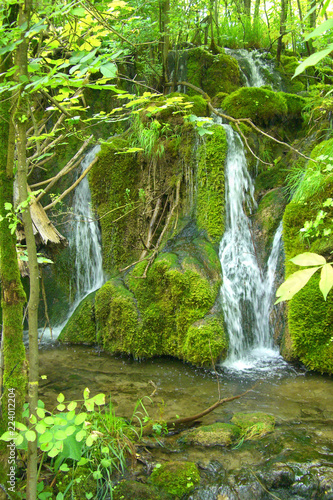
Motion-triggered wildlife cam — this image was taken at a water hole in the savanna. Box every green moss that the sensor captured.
[58,292,96,344]
[186,47,241,98]
[231,412,275,439]
[150,461,200,497]
[89,137,141,273]
[278,55,306,93]
[95,278,140,354]
[57,467,97,499]
[184,422,241,447]
[281,93,307,116]
[183,317,227,366]
[222,87,288,126]
[197,125,227,242]
[113,480,171,500]
[282,185,333,373]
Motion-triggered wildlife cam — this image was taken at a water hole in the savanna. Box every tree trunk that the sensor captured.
[277,0,288,63]
[0,5,27,498]
[15,1,39,498]
[159,0,170,87]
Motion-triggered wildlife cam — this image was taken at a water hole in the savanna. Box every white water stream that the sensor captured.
[40,146,104,342]
[69,145,104,308]
[218,50,285,371]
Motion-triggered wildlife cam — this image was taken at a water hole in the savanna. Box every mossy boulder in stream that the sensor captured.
[58,292,96,344]
[94,236,227,366]
[149,461,200,497]
[222,87,288,126]
[183,422,241,447]
[231,412,275,439]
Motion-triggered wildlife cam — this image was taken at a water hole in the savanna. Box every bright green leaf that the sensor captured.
[275,266,320,303]
[15,422,27,431]
[25,430,37,442]
[100,62,117,79]
[293,44,333,78]
[304,18,333,41]
[75,413,87,426]
[319,263,333,300]
[290,252,326,266]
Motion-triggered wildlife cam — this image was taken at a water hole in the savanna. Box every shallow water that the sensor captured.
[39,345,333,434]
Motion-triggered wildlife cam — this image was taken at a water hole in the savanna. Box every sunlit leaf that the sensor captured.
[304,18,333,41]
[290,252,326,266]
[25,430,37,442]
[319,263,333,300]
[275,266,320,303]
[293,44,333,78]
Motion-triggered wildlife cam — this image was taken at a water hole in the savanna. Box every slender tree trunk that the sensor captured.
[0,5,27,498]
[15,1,39,498]
[277,0,288,62]
[307,0,317,53]
[159,0,170,87]
[296,0,312,56]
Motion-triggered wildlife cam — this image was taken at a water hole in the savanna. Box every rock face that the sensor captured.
[57,47,333,375]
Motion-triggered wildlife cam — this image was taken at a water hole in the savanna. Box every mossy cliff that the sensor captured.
[186,47,241,97]
[59,103,228,367]
[281,139,333,373]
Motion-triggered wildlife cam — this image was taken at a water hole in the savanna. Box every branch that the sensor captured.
[39,89,72,117]
[35,135,94,203]
[43,156,98,211]
[142,385,257,436]
[169,81,314,163]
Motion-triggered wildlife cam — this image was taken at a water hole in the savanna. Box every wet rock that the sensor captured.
[182,423,241,447]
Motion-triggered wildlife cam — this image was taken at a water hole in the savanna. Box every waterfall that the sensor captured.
[219,125,282,371]
[69,145,104,308]
[225,48,283,90]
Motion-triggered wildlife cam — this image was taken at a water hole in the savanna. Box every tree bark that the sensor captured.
[15,1,39,498]
[0,5,27,498]
[277,0,288,63]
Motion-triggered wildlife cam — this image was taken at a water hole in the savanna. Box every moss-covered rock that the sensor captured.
[196,124,227,243]
[95,278,139,354]
[186,47,241,98]
[89,137,142,273]
[113,480,171,500]
[149,461,200,497]
[183,316,227,367]
[58,291,96,344]
[222,87,288,126]
[183,422,241,447]
[278,55,307,93]
[253,188,287,264]
[281,169,333,373]
[231,412,275,439]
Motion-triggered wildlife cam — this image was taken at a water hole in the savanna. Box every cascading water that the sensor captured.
[225,48,283,90]
[218,125,283,371]
[41,146,104,342]
[69,145,104,309]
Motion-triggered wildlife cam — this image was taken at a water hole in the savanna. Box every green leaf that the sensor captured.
[83,388,90,400]
[57,404,66,412]
[25,430,37,442]
[275,266,320,303]
[75,429,86,442]
[56,492,65,500]
[4,202,12,211]
[65,425,76,437]
[0,431,15,441]
[290,252,326,266]
[319,264,333,300]
[54,430,67,441]
[75,413,87,426]
[70,7,87,16]
[36,407,46,419]
[59,464,70,472]
[304,18,333,41]
[293,44,333,78]
[39,431,54,444]
[67,401,77,411]
[57,393,65,403]
[100,62,117,79]
[36,422,47,434]
[15,422,27,431]
[44,416,55,425]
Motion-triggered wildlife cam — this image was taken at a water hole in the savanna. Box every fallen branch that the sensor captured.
[142,385,256,436]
